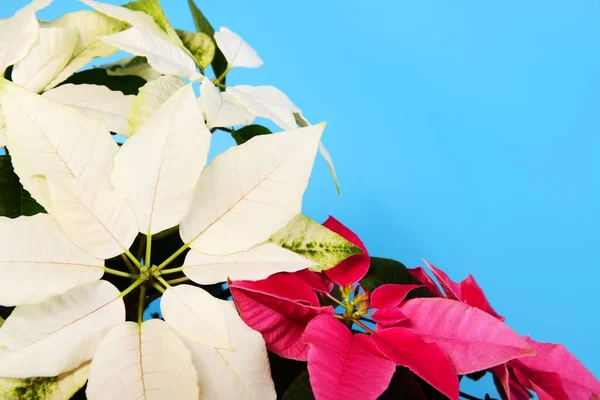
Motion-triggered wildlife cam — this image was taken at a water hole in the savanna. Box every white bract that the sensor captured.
[0,1,349,398]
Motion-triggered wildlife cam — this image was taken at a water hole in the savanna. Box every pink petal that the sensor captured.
[372,327,459,400]
[230,282,333,360]
[303,315,396,400]
[517,338,600,399]
[528,372,569,400]
[291,268,334,293]
[322,216,371,286]
[370,284,423,309]
[399,298,534,374]
[423,260,462,300]
[492,364,511,400]
[591,394,600,400]
[460,275,505,321]
[408,267,444,297]
[372,307,408,326]
[231,273,320,306]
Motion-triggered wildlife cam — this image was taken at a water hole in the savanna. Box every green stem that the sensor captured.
[151,281,165,294]
[160,266,185,275]
[124,249,143,270]
[155,276,172,289]
[145,233,152,268]
[103,267,138,279]
[214,65,231,84]
[119,279,144,299]
[166,276,190,285]
[155,242,191,271]
[325,293,345,307]
[120,254,137,274]
[136,236,147,261]
[137,285,146,324]
[353,319,375,334]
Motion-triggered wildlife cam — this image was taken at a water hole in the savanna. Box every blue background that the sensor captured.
[6,0,600,396]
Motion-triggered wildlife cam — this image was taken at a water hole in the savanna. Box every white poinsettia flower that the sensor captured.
[197,77,255,129]
[0,75,329,399]
[81,0,198,79]
[214,26,263,70]
[0,0,52,74]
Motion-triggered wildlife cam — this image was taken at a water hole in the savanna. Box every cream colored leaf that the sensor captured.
[45,11,128,90]
[0,281,124,378]
[199,78,254,129]
[214,27,263,69]
[0,362,90,400]
[0,214,104,306]
[102,55,161,82]
[183,243,317,285]
[177,301,276,400]
[267,214,362,272]
[0,79,118,208]
[86,320,198,400]
[45,176,138,260]
[180,123,325,255]
[128,75,185,136]
[12,26,79,93]
[81,0,196,77]
[111,84,211,235]
[43,84,134,134]
[161,284,231,350]
[0,0,52,73]
[227,85,299,130]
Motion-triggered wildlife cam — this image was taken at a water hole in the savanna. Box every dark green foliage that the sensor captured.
[0,155,45,218]
[268,352,308,398]
[187,0,228,82]
[232,124,272,145]
[60,68,147,95]
[359,257,433,299]
[282,371,315,399]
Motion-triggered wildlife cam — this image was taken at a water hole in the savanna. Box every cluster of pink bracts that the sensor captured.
[230,217,600,400]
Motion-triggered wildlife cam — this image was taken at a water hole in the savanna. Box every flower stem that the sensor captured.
[155,242,191,272]
[155,276,172,290]
[160,266,185,275]
[124,249,143,270]
[137,285,146,324]
[214,65,231,84]
[120,254,137,274]
[119,279,144,299]
[103,267,138,279]
[151,281,165,294]
[353,319,375,334]
[145,233,152,268]
[166,276,190,285]
[325,293,345,307]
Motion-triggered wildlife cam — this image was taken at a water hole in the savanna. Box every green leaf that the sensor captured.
[267,214,363,272]
[102,56,161,82]
[176,29,215,70]
[359,257,433,299]
[0,155,45,218]
[231,124,271,145]
[282,371,315,400]
[60,68,147,95]
[187,0,228,83]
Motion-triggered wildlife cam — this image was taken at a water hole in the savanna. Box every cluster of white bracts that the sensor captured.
[0,0,338,399]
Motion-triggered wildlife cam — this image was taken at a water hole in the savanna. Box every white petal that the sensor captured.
[183,243,317,284]
[214,27,263,69]
[45,10,128,89]
[227,85,298,130]
[102,55,162,82]
[200,78,254,128]
[111,85,211,235]
[0,362,90,400]
[128,75,185,136]
[180,123,325,255]
[0,214,104,306]
[0,281,124,378]
[12,26,79,94]
[81,0,166,36]
[178,301,276,400]
[0,0,52,73]
[45,176,138,260]
[86,320,198,400]
[161,284,231,350]
[98,27,197,78]
[0,79,118,209]
[43,84,134,135]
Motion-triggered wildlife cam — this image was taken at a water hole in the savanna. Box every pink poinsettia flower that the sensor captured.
[412,261,600,400]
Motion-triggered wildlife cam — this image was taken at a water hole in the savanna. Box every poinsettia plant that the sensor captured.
[0,1,597,400]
